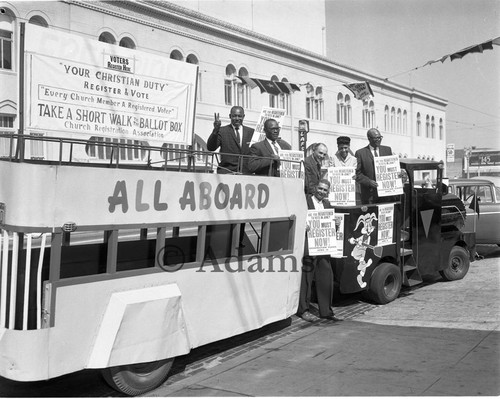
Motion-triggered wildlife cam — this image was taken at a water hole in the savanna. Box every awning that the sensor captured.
[237,76,301,95]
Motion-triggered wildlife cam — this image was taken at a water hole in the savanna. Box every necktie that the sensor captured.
[272,141,279,155]
[235,127,240,146]
[374,148,379,157]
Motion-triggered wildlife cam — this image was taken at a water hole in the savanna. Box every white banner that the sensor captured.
[250,107,286,145]
[377,203,394,246]
[327,166,356,205]
[279,150,304,179]
[306,209,336,256]
[24,24,197,145]
[374,155,404,196]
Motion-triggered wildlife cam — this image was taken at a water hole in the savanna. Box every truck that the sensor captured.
[331,159,473,304]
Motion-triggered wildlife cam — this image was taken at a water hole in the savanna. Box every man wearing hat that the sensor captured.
[330,136,357,167]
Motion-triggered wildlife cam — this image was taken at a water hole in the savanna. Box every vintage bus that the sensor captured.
[0,134,307,395]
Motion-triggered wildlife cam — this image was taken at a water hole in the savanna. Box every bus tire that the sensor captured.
[439,246,469,281]
[102,358,173,396]
[367,262,401,304]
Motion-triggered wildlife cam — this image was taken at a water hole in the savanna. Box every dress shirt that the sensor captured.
[266,138,281,155]
[312,196,325,209]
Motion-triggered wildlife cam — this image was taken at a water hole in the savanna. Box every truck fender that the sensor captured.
[87,283,190,368]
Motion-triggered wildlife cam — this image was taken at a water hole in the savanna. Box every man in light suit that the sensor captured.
[248,118,291,176]
[207,106,254,174]
[355,128,393,204]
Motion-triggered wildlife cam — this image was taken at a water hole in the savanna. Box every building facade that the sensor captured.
[0,0,447,165]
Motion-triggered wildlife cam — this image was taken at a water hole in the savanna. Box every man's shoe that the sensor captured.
[299,311,318,323]
[320,314,343,322]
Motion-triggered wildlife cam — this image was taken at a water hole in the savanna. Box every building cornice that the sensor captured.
[66,0,447,108]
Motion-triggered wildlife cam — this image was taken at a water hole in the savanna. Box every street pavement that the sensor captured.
[147,245,500,397]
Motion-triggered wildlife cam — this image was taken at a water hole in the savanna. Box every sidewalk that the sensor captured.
[147,256,500,397]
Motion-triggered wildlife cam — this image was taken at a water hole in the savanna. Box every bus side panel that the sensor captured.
[0,328,49,381]
[87,284,190,368]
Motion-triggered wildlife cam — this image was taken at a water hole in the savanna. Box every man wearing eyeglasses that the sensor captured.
[248,118,291,176]
[355,128,393,204]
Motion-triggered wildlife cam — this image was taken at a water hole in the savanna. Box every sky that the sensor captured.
[325,0,500,150]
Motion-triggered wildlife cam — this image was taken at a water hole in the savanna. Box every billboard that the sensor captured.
[24,24,197,145]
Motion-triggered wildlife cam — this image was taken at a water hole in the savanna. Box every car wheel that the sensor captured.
[439,246,469,281]
[367,262,402,304]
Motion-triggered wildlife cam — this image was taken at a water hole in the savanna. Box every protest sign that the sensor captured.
[279,150,304,179]
[250,107,286,145]
[374,155,403,196]
[377,204,394,245]
[327,166,356,205]
[332,213,345,258]
[306,209,336,256]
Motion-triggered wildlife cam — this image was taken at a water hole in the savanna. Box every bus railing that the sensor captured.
[0,132,304,176]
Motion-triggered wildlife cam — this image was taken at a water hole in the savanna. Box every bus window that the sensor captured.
[268,220,294,252]
[205,224,233,259]
[60,231,107,278]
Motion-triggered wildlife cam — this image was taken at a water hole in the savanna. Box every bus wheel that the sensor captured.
[102,358,173,396]
[367,262,401,304]
[440,246,469,281]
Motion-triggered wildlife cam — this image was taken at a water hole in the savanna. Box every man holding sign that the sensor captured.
[207,106,254,174]
[298,179,342,323]
[355,128,394,204]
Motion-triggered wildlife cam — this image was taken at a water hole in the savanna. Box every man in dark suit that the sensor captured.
[207,106,254,174]
[355,128,393,204]
[298,179,342,322]
[303,143,328,195]
[247,118,291,176]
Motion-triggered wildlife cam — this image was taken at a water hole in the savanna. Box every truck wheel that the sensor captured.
[102,358,173,396]
[367,262,402,304]
[439,246,469,281]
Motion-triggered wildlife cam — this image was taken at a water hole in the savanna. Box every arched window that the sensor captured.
[336,93,344,124]
[384,106,389,131]
[315,87,324,121]
[0,13,14,70]
[186,54,201,101]
[416,113,421,136]
[369,101,375,128]
[86,137,148,161]
[426,115,430,138]
[170,50,183,61]
[237,67,249,108]
[344,94,351,125]
[390,107,395,132]
[402,110,407,134]
[224,64,236,106]
[279,78,290,113]
[28,16,48,27]
[119,37,135,49]
[98,32,116,44]
[431,116,435,139]
[396,109,401,133]
[439,118,443,140]
[362,100,369,128]
[306,84,315,119]
[269,75,279,108]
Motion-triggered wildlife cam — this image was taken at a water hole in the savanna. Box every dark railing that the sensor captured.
[0,132,304,176]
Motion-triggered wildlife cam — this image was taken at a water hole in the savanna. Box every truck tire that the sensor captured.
[439,246,469,281]
[367,262,402,304]
[102,358,173,396]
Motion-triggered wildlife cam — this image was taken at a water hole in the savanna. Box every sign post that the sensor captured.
[298,119,309,156]
[464,147,472,178]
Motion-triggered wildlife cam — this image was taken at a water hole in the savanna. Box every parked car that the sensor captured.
[447,178,500,245]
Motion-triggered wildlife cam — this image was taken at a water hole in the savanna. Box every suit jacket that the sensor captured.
[306,194,332,210]
[303,154,325,195]
[247,138,292,176]
[207,124,254,174]
[355,144,393,204]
